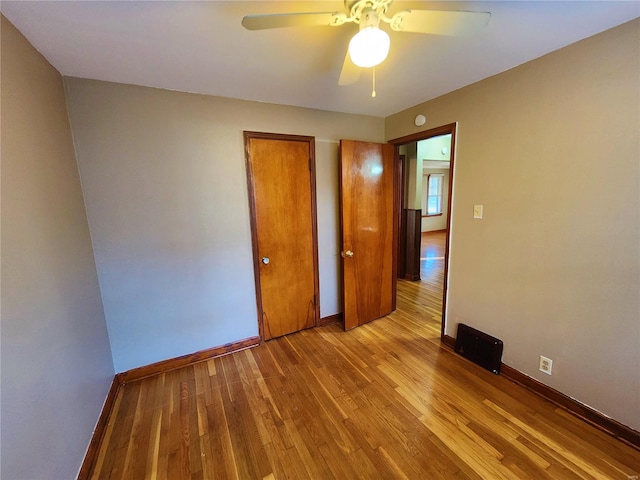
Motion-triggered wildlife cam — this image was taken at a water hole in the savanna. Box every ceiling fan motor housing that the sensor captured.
[359,8,379,31]
[347,0,393,25]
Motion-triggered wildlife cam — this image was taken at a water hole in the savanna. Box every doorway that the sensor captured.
[390,123,456,341]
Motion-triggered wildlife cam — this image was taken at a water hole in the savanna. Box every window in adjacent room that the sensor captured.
[422,173,444,216]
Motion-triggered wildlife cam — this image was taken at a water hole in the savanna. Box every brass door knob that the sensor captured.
[341,250,354,258]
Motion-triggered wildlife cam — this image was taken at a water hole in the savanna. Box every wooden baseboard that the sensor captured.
[442,333,639,450]
[422,229,447,234]
[500,364,640,450]
[77,376,122,480]
[318,313,343,327]
[441,334,456,349]
[118,336,261,384]
[404,273,421,281]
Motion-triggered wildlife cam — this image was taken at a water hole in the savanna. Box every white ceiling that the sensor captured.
[2,1,638,117]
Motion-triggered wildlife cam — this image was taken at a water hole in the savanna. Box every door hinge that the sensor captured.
[309,157,312,171]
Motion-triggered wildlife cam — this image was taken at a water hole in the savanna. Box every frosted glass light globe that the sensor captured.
[348,27,390,68]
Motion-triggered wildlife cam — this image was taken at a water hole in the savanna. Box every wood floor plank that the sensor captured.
[484,399,619,479]
[90,385,125,479]
[87,231,640,479]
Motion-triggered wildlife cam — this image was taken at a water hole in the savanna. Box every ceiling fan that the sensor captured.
[242,0,491,87]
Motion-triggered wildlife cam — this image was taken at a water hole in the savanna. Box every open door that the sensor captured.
[339,139,397,330]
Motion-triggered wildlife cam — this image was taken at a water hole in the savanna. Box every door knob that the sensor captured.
[341,250,354,258]
[262,257,270,265]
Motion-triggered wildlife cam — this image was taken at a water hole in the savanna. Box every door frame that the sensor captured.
[243,131,320,341]
[388,123,457,343]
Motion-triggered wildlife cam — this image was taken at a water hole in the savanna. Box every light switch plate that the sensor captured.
[474,205,483,219]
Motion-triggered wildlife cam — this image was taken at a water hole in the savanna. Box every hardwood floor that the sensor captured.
[412,230,448,329]
[420,230,446,283]
[89,235,640,479]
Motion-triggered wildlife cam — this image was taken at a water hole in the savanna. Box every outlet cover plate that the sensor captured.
[539,355,553,375]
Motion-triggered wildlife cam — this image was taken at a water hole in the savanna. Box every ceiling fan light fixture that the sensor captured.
[348,26,390,68]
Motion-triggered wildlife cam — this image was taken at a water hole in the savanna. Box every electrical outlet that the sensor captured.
[539,355,553,375]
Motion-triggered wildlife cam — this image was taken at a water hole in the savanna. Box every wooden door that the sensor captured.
[245,132,319,340]
[339,139,397,330]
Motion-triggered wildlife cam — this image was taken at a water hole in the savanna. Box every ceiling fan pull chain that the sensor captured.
[372,66,377,98]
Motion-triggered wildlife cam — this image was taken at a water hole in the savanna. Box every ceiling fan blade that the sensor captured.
[391,10,491,36]
[338,49,361,86]
[242,12,340,30]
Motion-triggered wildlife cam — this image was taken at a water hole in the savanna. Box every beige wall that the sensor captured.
[1,16,114,478]
[418,134,451,161]
[64,77,384,372]
[386,19,639,430]
[401,143,421,210]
